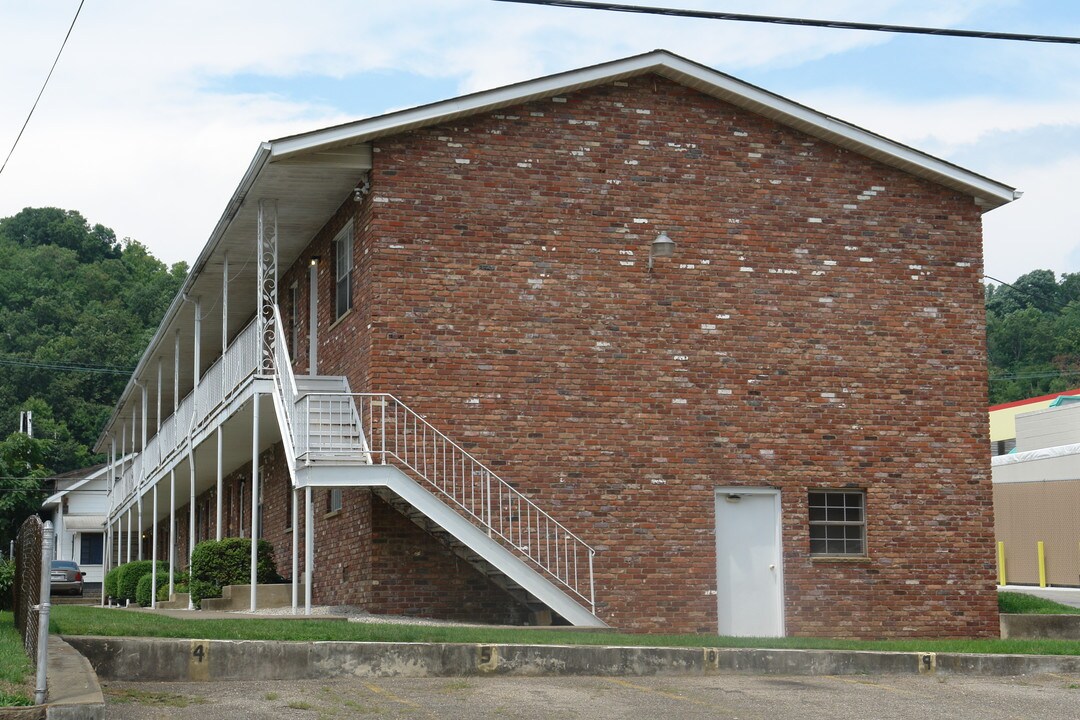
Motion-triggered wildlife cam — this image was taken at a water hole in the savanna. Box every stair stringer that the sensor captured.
[296,463,606,628]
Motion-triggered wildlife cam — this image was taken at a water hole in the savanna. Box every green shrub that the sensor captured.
[114,561,168,602]
[0,558,14,612]
[189,538,277,607]
[155,570,189,602]
[103,565,121,600]
[135,572,169,607]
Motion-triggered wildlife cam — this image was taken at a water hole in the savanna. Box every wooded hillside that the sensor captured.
[987,269,1080,405]
[0,208,185,544]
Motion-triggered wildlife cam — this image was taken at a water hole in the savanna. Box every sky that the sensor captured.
[0,1,1077,283]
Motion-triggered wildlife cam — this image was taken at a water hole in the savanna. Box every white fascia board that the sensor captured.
[94,145,273,452]
[268,54,664,158]
[269,50,1015,207]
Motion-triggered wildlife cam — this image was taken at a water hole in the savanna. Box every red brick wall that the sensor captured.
[369,494,531,624]
[312,73,998,637]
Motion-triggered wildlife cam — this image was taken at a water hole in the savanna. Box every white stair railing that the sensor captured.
[269,307,300,483]
[295,392,596,613]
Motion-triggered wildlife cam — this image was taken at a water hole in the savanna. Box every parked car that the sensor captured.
[50,560,84,596]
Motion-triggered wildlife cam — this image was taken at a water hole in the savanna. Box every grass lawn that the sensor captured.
[49,605,1080,656]
[0,612,34,707]
[999,591,1080,615]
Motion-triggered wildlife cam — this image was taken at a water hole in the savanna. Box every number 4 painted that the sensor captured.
[193,644,205,663]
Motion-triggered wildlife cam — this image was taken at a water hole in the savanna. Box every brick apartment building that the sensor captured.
[99,50,1017,638]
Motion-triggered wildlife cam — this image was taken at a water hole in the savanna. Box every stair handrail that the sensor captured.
[299,392,596,611]
[269,306,300,484]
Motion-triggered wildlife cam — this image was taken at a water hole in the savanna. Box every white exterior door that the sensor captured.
[714,488,784,637]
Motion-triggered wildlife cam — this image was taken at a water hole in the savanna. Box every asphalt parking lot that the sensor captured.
[103,672,1080,719]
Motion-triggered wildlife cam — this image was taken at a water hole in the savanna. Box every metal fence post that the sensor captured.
[35,521,53,705]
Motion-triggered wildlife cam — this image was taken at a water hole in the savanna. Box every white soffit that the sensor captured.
[270,49,1017,209]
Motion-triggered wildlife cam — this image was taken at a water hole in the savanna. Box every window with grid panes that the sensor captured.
[808,490,866,556]
[333,222,353,320]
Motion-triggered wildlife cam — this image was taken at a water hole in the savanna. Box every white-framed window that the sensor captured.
[333,222,353,320]
[808,490,866,556]
[328,487,343,514]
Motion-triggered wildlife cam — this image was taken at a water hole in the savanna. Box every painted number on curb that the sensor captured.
[189,640,210,682]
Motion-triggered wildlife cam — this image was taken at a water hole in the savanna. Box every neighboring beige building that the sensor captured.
[989,388,1080,456]
[992,399,1080,587]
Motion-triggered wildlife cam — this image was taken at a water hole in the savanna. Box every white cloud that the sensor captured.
[0,0,1071,277]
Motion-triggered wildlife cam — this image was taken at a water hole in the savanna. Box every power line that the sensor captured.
[989,370,1080,382]
[0,0,87,178]
[0,356,133,376]
[493,0,1080,45]
[984,274,1072,314]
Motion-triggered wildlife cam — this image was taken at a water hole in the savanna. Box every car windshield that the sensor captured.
[51,561,79,570]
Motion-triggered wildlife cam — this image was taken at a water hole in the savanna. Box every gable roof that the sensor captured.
[96,49,1017,449]
[271,48,1017,208]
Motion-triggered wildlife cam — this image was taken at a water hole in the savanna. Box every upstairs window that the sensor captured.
[809,490,866,556]
[333,222,353,320]
[327,488,343,514]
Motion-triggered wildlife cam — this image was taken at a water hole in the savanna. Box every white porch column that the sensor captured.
[215,427,223,541]
[120,421,126,489]
[250,394,260,611]
[291,487,298,614]
[304,486,313,615]
[125,508,131,564]
[139,385,147,561]
[194,297,202,384]
[102,525,110,606]
[168,468,176,596]
[222,252,229,351]
[257,199,278,376]
[188,449,196,611]
[174,330,180,413]
[308,258,318,375]
[151,484,158,609]
[156,358,162,434]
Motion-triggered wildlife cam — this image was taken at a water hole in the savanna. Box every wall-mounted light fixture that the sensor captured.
[310,256,320,267]
[354,178,371,201]
[648,232,675,272]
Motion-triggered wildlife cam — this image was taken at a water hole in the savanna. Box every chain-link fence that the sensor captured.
[13,515,51,704]
[13,515,42,659]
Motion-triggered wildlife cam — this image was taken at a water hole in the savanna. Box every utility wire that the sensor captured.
[0,0,87,178]
[984,274,1072,314]
[493,0,1080,45]
[0,356,133,376]
[989,369,1080,382]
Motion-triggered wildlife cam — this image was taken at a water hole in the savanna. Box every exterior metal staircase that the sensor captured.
[270,309,603,627]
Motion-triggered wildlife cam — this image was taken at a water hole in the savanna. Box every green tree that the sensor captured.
[0,432,50,548]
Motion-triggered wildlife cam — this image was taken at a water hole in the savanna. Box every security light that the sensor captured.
[648,232,675,272]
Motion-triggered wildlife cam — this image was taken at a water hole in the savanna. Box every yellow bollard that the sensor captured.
[1037,541,1047,588]
[997,541,1007,586]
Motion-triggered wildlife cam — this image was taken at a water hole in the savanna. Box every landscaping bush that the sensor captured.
[189,538,277,607]
[0,558,14,612]
[114,561,168,603]
[103,565,121,601]
[135,572,168,607]
[155,570,189,602]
